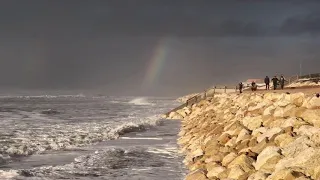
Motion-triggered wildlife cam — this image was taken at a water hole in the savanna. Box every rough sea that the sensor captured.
[0,94,186,180]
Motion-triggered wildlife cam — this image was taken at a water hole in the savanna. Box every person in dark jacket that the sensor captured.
[279,75,286,90]
[264,76,270,90]
[238,82,243,93]
[251,81,257,91]
[272,76,279,90]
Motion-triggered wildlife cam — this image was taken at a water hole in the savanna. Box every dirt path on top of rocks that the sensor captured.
[242,87,320,95]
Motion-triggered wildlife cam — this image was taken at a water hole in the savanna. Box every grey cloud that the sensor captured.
[280,13,320,35]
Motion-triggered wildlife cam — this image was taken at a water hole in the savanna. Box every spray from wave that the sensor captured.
[128,97,154,106]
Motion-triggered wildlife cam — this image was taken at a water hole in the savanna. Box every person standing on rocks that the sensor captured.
[264,76,270,90]
[272,76,279,90]
[251,81,257,91]
[279,75,286,90]
[238,82,243,93]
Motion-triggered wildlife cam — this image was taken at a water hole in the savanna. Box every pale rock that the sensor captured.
[295,125,320,137]
[161,114,167,119]
[290,92,305,107]
[236,129,251,143]
[274,134,294,148]
[251,95,264,103]
[247,171,268,180]
[263,105,276,116]
[168,111,184,120]
[267,169,295,180]
[228,154,255,173]
[281,117,308,129]
[225,137,237,147]
[295,177,311,180]
[274,94,291,107]
[205,162,218,171]
[206,165,227,179]
[242,116,263,131]
[191,148,204,158]
[228,165,249,180]
[217,133,231,145]
[176,109,187,118]
[256,127,283,143]
[273,107,285,118]
[275,147,320,179]
[268,118,285,128]
[251,138,275,154]
[252,127,267,137]
[282,104,298,117]
[236,109,246,118]
[186,169,208,180]
[224,121,242,131]
[183,107,192,115]
[281,136,313,158]
[248,101,268,113]
[222,152,237,167]
[299,109,320,127]
[264,93,281,102]
[306,96,320,109]
[254,146,282,173]
[302,97,312,108]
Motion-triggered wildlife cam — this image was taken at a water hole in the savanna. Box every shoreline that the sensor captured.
[169,91,320,179]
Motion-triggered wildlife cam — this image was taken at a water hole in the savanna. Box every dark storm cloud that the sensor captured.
[280,13,320,36]
[0,0,319,96]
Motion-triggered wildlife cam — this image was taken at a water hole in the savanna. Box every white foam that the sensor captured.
[146,147,179,156]
[128,97,154,106]
[131,168,152,171]
[0,170,19,180]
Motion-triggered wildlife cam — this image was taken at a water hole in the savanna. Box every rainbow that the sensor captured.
[142,38,171,88]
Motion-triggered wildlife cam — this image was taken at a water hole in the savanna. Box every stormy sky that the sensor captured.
[0,0,319,96]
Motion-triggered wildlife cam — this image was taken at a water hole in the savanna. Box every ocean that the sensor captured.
[0,95,186,180]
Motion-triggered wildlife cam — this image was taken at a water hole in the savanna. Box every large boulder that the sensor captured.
[267,169,296,180]
[299,109,320,127]
[254,146,282,174]
[222,152,237,167]
[242,116,263,131]
[248,172,268,180]
[186,169,208,180]
[290,93,305,107]
[206,163,227,179]
[168,111,183,119]
[275,147,320,179]
[228,154,255,173]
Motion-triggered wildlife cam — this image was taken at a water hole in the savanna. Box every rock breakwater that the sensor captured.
[168,92,320,180]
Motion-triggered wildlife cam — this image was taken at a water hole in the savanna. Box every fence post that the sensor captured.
[224,86,227,93]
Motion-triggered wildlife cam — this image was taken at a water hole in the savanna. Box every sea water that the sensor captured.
[0,95,186,180]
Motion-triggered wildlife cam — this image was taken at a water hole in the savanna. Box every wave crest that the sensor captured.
[128,97,154,106]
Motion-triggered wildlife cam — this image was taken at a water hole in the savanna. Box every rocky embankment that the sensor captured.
[176,93,199,103]
[167,92,320,180]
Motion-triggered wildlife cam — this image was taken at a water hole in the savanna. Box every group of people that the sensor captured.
[264,75,287,90]
[238,75,287,93]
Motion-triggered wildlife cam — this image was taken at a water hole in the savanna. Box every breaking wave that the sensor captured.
[128,97,154,106]
[12,146,182,179]
[0,115,163,163]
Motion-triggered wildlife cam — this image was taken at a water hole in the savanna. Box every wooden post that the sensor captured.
[213,86,216,94]
[224,86,227,93]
